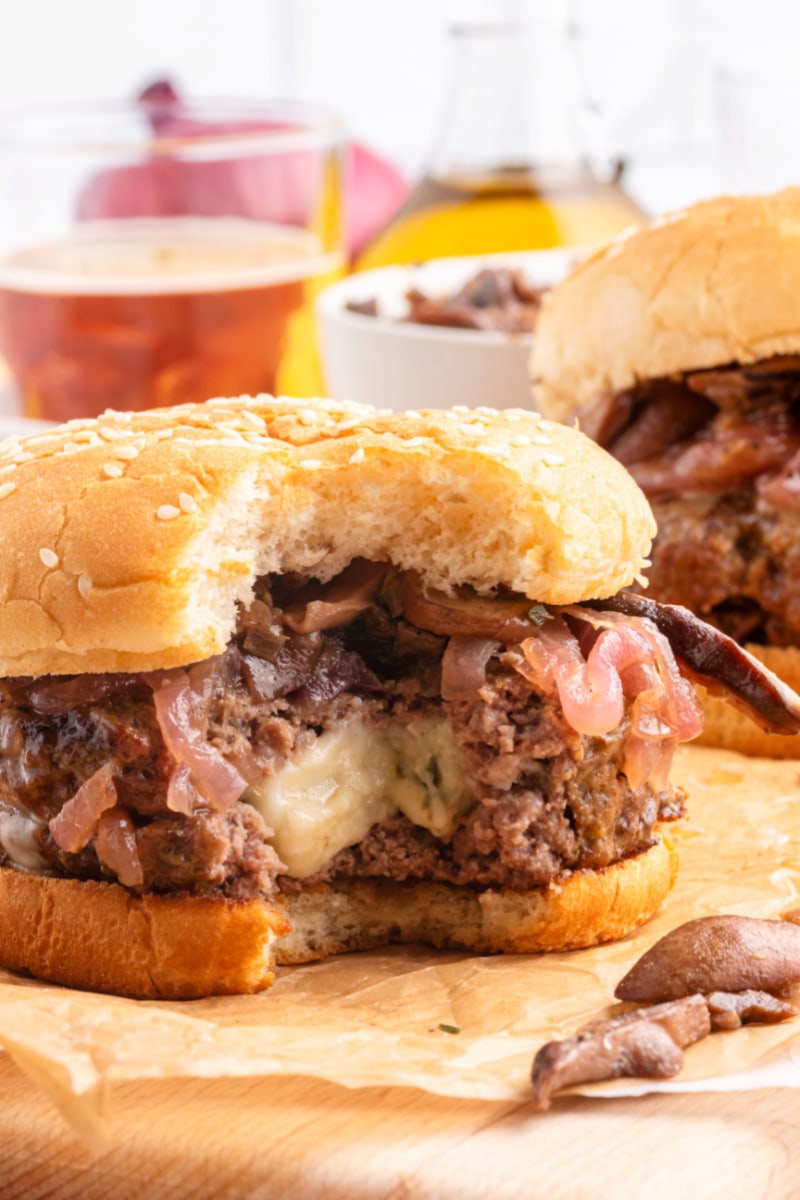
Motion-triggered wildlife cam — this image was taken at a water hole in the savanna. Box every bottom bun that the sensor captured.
[276,838,678,964]
[0,838,677,998]
[0,867,291,999]
[697,643,800,759]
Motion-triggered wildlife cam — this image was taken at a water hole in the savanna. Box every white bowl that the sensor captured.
[316,249,577,412]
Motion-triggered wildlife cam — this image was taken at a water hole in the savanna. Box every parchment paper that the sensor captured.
[2,743,800,1146]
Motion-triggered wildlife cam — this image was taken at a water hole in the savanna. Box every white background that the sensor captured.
[2,0,800,215]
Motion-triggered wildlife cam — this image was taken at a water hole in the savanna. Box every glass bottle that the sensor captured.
[356,19,646,269]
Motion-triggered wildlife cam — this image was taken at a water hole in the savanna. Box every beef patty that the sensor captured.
[0,575,682,900]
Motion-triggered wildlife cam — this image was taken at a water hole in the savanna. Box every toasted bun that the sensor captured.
[276,838,678,963]
[531,189,800,422]
[0,866,291,998]
[0,839,677,997]
[0,396,654,677]
[697,643,800,759]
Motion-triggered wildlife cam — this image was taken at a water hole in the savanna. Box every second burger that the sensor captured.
[530,188,800,756]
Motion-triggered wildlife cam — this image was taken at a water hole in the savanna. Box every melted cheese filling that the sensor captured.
[0,804,48,873]
[248,718,474,878]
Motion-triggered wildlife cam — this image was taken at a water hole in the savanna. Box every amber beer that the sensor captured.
[0,218,337,421]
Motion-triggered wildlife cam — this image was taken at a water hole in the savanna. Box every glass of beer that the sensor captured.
[0,93,345,420]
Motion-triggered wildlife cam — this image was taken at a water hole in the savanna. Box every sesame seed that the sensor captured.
[404,409,421,419]
[156,505,181,520]
[39,548,59,568]
[102,463,124,478]
[298,459,323,470]
[178,492,198,514]
[348,447,365,465]
[0,482,16,499]
[77,574,93,599]
[531,435,552,446]
[543,453,564,467]
[405,437,427,447]
[452,406,469,414]
[510,436,531,447]
[475,406,498,416]
[62,441,81,454]
[99,426,124,440]
[13,452,34,464]
[240,410,266,430]
[113,445,139,460]
[298,409,318,425]
[154,428,174,440]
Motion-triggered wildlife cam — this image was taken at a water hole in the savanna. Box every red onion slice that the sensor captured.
[441,636,502,701]
[96,807,144,888]
[151,670,247,811]
[49,763,118,853]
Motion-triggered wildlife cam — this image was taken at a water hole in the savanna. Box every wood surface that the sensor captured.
[2,1051,800,1199]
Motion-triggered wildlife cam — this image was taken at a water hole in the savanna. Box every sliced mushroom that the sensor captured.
[282,560,388,633]
[584,592,800,735]
[530,995,710,1111]
[615,915,800,1003]
[706,989,797,1031]
[395,571,540,641]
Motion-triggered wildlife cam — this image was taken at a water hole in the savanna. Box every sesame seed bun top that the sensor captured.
[0,395,655,676]
[530,188,800,421]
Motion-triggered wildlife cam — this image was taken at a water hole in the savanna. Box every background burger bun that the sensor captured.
[531,188,800,422]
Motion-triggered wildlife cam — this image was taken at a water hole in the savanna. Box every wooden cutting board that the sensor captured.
[1,1051,799,1199]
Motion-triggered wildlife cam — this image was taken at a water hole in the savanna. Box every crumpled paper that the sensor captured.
[2,743,800,1146]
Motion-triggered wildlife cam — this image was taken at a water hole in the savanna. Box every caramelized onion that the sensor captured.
[49,763,118,853]
[96,806,144,888]
[151,670,247,811]
[584,592,800,735]
[513,606,703,790]
[519,617,626,736]
[441,636,502,701]
[166,763,201,815]
[563,606,704,745]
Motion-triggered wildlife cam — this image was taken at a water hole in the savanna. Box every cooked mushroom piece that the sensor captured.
[615,915,800,1003]
[530,995,711,1111]
[706,989,797,1031]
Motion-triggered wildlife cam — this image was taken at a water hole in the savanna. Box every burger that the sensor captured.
[530,189,800,756]
[0,396,793,999]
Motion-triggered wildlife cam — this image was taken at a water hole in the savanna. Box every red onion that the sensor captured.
[96,807,144,888]
[49,763,118,853]
[151,670,247,811]
[441,636,502,701]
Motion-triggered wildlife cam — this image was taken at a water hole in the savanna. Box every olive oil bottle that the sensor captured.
[357,19,646,270]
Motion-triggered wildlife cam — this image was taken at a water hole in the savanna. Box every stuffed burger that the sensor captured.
[0,396,795,998]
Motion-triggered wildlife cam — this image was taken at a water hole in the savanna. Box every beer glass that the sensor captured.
[0,95,345,420]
